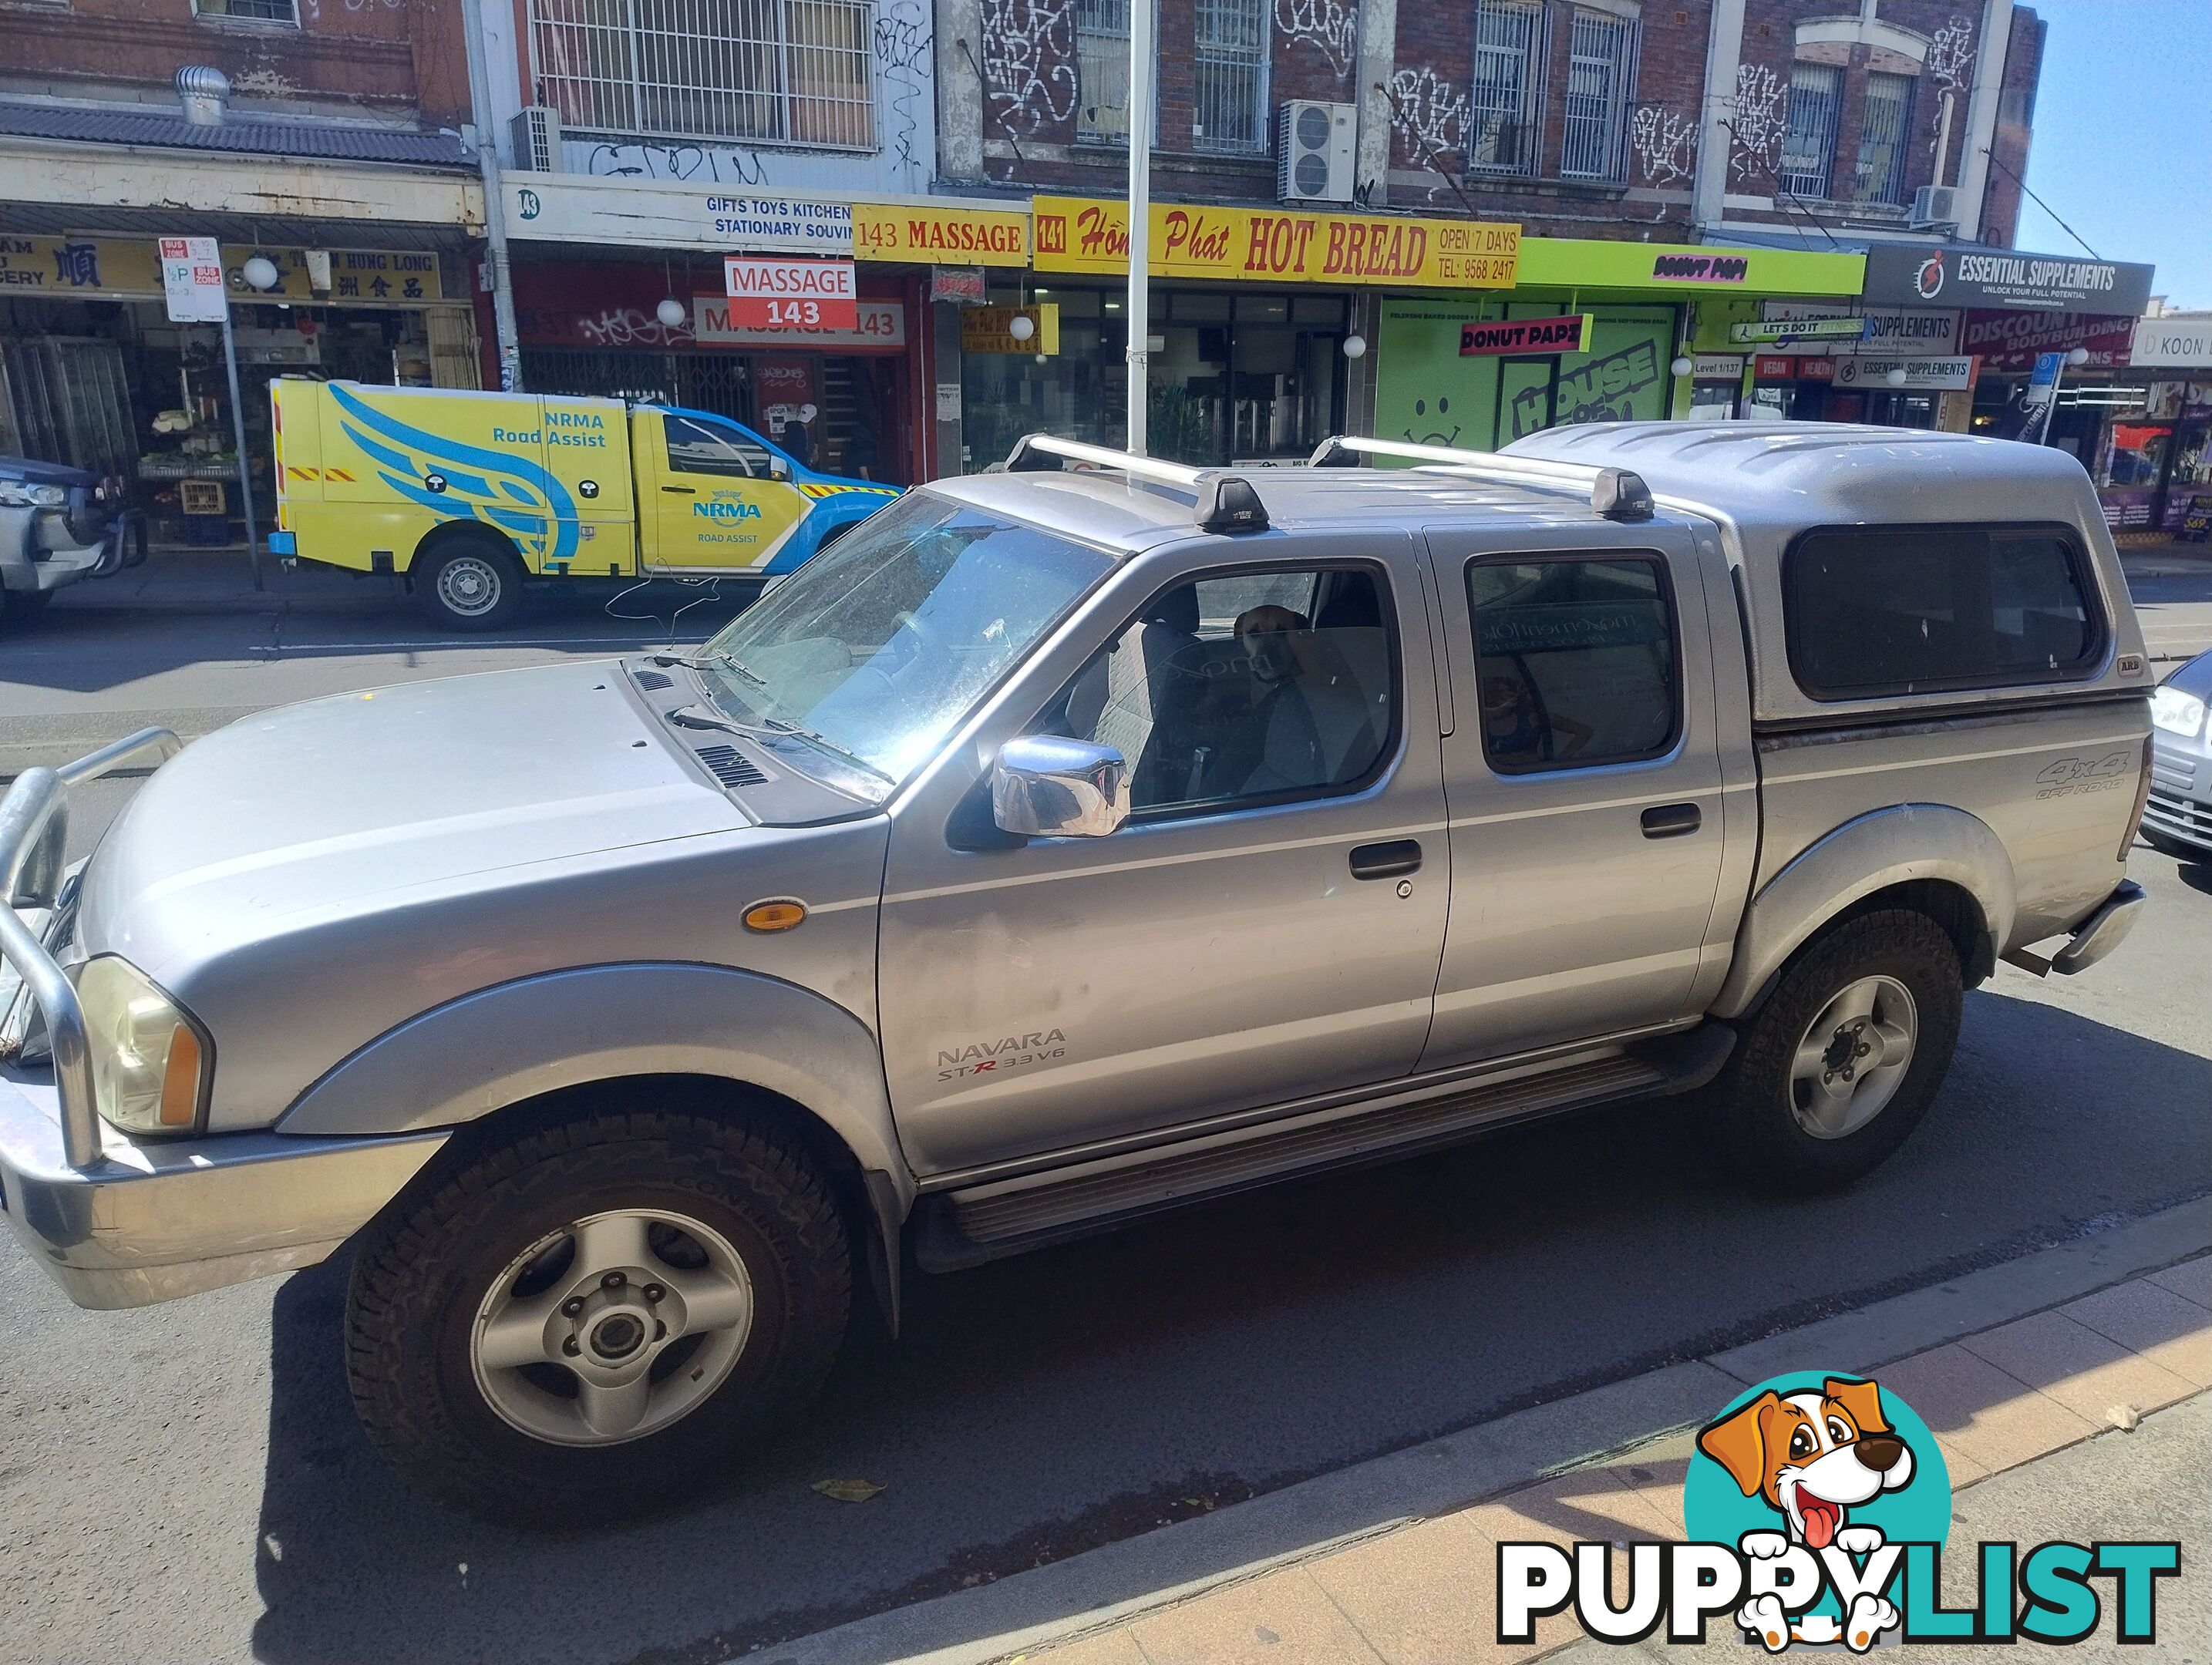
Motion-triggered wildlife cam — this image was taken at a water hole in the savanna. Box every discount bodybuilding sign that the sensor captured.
[1863,242,2154,314]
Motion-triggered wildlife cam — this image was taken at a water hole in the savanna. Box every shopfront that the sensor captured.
[0,236,473,543]
[1372,240,1867,451]
[962,197,1521,470]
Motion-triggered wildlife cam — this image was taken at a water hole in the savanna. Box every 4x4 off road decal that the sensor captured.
[1496,1372,2180,1651]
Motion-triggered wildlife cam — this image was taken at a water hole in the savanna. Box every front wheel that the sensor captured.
[414,536,524,632]
[1708,910,1964,1192]
[346,1107,851,1521]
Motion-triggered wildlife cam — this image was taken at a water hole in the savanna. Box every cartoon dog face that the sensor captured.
[1697,1377,1914,1549]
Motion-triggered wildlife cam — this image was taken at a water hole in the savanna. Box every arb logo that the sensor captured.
[1495,1371,2180,1653]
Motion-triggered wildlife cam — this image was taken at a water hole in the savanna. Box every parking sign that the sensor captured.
[158,236,227,323]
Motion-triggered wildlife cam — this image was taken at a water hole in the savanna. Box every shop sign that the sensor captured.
[1961,308,2136,371]
[2130,318,2212,368]
[1651,252,1749,284]
[1754,354,1833,381]
[722,257,859,331]
[1863,242,2155,314]
[930,267,988,304]
[855,204,1029,266]
[1,236,442,305]
[1730,316,1869,345]
[1459,314,1593,355]
[507,178,854,255]
[2023,352,2065,405]
[1031,195,1520,288]
[1833,355,1975,390]
[961,304,1059,355]
[1692,353,1744,379]
[158,237,227,324]
[692,294,906,351]
[1749,302,1962,354]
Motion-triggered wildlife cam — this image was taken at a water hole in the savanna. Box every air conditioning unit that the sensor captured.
[510,105,562,173]
[1910,183,1962,230]
[1277,99,1356,205]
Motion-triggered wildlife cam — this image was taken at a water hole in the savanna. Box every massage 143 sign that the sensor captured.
[1032,196,1519,288]
[722,257,858,331]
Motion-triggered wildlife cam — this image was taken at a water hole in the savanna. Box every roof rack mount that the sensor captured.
[1003,433,1270,535]
[1308,435,1654,523]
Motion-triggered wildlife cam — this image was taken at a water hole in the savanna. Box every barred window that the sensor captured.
[194,0,300,20]
[1559,9,1638,180]
[1077,0,1133,142]
[1777,61,1841,199]
[1194,0,1267,153]
[1470,0,1544,175]
[1853,70,1914,204]
[530,0,874,149]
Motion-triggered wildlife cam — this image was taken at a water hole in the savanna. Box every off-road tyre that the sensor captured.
[414,534,524,632]
[1709,909,1964,1192]
[345,1108,850,1522]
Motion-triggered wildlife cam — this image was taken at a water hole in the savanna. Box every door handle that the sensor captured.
[1641,802,1702,839]
[1349,839,1423,880]
[661,484,696,495]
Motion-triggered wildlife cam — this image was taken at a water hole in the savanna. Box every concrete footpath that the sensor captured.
[762,1202,2211,1665]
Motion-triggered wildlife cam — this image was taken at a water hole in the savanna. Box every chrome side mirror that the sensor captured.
[992,735,1128,838]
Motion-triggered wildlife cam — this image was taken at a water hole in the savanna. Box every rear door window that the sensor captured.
[1783,524,2103,699]
[1466,556,1680,772]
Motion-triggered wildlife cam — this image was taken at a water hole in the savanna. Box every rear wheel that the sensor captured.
[1709,910,1963,1192]
[415,536,523,632]
[346,1106,851,1521]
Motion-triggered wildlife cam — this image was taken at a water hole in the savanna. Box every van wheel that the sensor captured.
[416,536,523,631]
[1709,910,1962,1192]
[345,1107,851,1522]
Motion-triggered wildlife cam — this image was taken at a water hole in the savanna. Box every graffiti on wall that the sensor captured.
[584,141,773,187]
[1728,63,1785,180]
[574,307,697,348]
[982,0,1078,136]
[1276,0,1359,80]
[1927,16,1975,153]
[1631,103,1697,187]
[875,0,934,173]
[1386,66,1470,199]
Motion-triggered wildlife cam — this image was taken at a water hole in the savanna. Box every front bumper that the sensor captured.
[2144,732,2212,852]
[0,1071,446,1309]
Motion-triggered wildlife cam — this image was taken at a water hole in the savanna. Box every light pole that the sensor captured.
[1125,0,1153,455]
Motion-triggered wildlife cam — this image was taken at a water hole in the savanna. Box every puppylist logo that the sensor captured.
[1497,1373,2180,1652]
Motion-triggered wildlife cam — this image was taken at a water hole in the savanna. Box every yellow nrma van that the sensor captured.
[268,380,898,629]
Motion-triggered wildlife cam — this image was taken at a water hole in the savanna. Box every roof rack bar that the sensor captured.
[1006,433,1207,487]
[1004,433,1271,534]
[1307,436,1655,523]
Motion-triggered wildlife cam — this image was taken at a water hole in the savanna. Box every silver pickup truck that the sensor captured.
[0,422,2151,1519]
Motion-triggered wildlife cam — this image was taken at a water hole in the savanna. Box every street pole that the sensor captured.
[216,305,264,590]
[461,0,524,392]
[1124,0,1153,455]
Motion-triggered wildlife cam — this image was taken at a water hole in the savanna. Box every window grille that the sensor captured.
[1193,0,1267,153]
[1777,60,1841,199]
[529,0,874,149]
[1853,70,1914,204]
[1077,0,1132,140]
[1468,0,1544,175]
[1559,9,1639,180]
[194,0,299,21]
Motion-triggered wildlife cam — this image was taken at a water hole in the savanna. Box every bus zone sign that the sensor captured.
[722,257,859,331]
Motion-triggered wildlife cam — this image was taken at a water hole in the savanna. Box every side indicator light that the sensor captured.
[743,900,807,933]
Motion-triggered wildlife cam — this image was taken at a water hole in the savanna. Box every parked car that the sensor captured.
[2144,646,2212,858]
[0,455,140,626]
[268,379,898,631]
[0,422,2152,1519]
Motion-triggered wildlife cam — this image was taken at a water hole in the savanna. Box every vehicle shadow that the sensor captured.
[247,990,2212,1665]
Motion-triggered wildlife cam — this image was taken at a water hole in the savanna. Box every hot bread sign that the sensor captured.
[722,257,860,331]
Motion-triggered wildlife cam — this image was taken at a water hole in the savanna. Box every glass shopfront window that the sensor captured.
[960,283,1349,471]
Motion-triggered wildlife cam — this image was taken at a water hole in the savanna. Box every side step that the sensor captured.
[913,1024,1734,1271]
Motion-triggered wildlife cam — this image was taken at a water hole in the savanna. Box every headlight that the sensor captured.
[76,957,211,1135]
[2152,684,2207,739]
[0,480,69,509]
